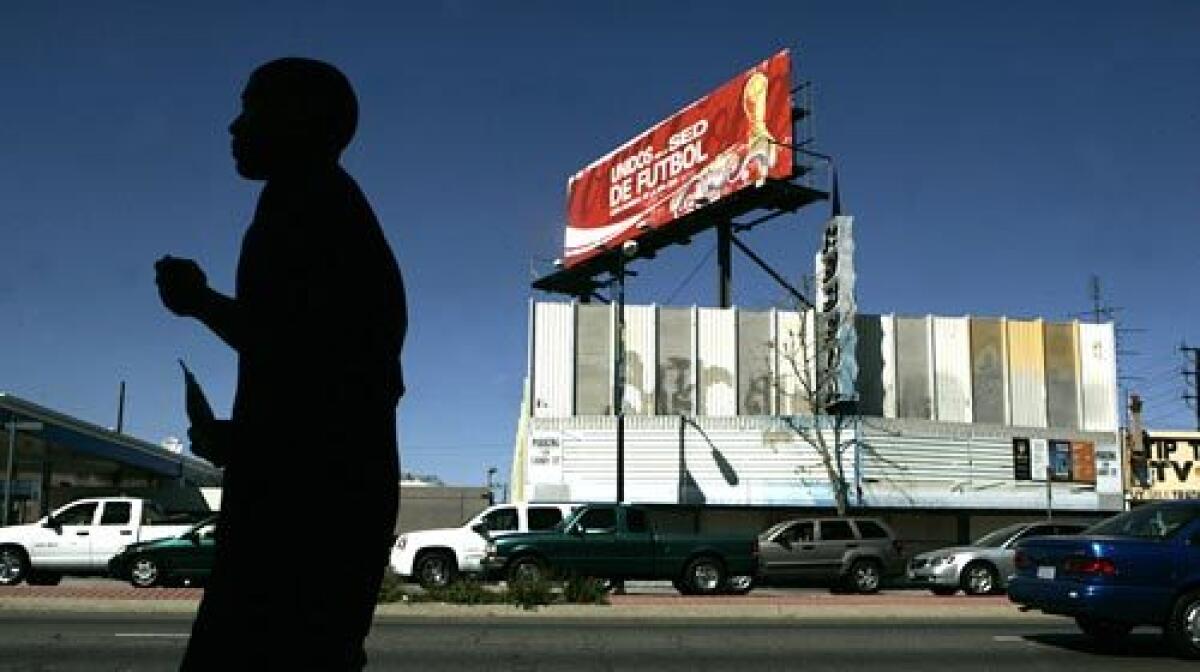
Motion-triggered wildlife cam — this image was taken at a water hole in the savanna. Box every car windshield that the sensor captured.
[1087,505,1197,539]
[972,524,1025,548]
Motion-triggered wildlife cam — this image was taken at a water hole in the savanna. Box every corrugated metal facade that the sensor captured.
[895,316,933,420]
[933,317,973,423]
[970,318,1008,425]
[738,310,773,415]
[774,309,813,415]
[698,308,737,416]
[1007,319,1048,428]
[531,302,574,417]
[657,307,694,415]
[526,302,1118,434]
[575,304,612,415]
[1079,323,1118,432]
[1043,322,1080,430]
[623,305,656,415]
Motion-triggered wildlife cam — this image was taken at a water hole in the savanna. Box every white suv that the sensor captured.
[390,502,576,588]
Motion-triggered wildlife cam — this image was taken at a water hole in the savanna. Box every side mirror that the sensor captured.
[43,517,62,534]
[471,523,490,539]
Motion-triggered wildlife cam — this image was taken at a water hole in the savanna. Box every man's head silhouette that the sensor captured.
[229,57,358,180]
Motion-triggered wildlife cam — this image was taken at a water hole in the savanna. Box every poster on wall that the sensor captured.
[1012,438,1032,480]
[1031,438,1049,481]
[1070,441,1097,484]
[1049,440,1073,481]
[527,433,564,486]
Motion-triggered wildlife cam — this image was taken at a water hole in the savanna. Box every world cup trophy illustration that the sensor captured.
[741,70,776,186]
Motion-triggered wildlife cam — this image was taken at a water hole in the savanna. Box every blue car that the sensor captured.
[1007,500,1200,658]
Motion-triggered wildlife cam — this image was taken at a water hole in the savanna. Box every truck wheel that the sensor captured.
[1166,588,1200,659]
[723,575,755,595]
[508,556,546,584]
[0,546,29,586]
[961,561,999,596]
[1075,615,1133,643]
[682,556,725,596]
[129,556,162,588]
[415,551,458,589]
[845,559,882,594]
[25,571,62,586]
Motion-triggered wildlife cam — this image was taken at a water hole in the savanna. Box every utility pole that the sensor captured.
[1183,344,1200,431]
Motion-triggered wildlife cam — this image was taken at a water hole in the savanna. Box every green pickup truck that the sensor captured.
[480,504,760,595]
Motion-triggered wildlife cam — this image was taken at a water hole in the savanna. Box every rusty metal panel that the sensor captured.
[698,308,737,416]
[895,316,933,420]
[970,317,1008,425]
[575,303,613,415]
[623,305,656,415]
[1007,319,1047,428]
[933,317,973,423]
[656,307,694,415]
[1079,323,1118,432]
[738,310,773,415]
[1044,322,1080,430]
[532,302,574,417]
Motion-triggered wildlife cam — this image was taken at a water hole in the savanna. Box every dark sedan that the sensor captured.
[109,517,216,588]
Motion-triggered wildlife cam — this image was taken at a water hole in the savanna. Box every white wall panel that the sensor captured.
[881,314,898,419]
[1007,319,1048,428]
[1079,323,1118,432]
[933,317,973,423]
[698,308,737,416]
[775,310,813,415]
[623,305,656,415]
[532,302,574,417]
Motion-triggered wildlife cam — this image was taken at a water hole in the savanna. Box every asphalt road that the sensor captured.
[0,612,1187,671]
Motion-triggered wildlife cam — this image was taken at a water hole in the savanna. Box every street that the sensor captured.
[0,611,1184,671]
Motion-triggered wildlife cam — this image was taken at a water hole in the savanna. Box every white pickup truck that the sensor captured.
[0,497,196,586]
[391,502,576,588]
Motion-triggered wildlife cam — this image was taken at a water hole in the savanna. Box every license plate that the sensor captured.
[1037,566,1056,580]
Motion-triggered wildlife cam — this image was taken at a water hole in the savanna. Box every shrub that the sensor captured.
[562,575,611,605]
[377,568,410,604]
[505,574,554,610]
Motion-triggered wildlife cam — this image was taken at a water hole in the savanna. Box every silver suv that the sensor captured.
[907,521,1087,596]
[758,517,904,593]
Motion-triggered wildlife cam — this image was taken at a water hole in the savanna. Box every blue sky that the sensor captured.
[1,1,1197,486]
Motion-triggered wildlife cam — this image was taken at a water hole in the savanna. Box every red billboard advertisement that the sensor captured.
[563,50,794,268]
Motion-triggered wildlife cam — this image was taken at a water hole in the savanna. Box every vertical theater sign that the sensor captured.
[1129,431,1200,501]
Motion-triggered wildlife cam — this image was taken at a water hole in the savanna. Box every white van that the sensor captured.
[390,502,576,588]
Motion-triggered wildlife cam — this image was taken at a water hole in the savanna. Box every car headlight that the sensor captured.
[116,545,127,555]
[485,542,497,557]
[931,554,958,566]
[395,535,407,551]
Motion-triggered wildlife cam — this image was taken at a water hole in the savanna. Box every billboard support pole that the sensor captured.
[613,250,629,504]
[717,220,732,308]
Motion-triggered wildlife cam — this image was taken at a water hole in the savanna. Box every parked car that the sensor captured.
[757,517,904,594]
[908,521,1088,596]
[1008,500,1200,658]
[108,517,216,588]
[0,498,198,586]
[480,503,760,596]
[391,502,577,588]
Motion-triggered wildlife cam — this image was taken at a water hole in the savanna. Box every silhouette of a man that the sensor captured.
[155,57,405,670]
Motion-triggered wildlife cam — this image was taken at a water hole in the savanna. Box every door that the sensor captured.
[569,506,619,576]
[173,521,217,578]
[91,501,136,569]
[815,520,858,580]
[761,520,818,577]
[39,501,97,569]
[612,507,655,578]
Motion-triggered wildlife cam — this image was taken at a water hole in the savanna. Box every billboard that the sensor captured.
[563,50,794,268]
[1129,432,1200,501]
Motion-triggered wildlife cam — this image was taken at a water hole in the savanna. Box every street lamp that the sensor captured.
[4,419,43,527]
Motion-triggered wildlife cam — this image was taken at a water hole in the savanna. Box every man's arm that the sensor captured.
[155,255,246,352]
[194,287,245,352]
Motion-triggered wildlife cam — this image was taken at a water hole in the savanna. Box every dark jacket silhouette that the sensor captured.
[156,57,405,670]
